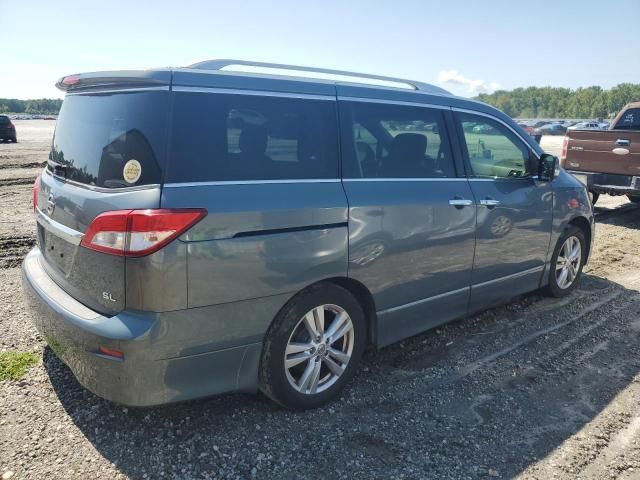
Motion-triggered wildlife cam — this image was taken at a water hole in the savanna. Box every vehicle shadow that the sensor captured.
[44,272,640,479]
[594,202,640,229]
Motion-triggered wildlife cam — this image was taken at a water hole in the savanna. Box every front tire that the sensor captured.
[547,226,586,297]
[259,282,366,410]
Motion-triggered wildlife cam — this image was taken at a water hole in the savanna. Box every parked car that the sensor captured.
[0,115,17,142]
[22,60,594,410]
[535,123,567,136]
[567,122,601,130]
[517,122,541,144]
[517,122,532,132]
[561,102,640,204]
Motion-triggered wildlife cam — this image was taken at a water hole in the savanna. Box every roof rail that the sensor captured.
[186,59,451,95]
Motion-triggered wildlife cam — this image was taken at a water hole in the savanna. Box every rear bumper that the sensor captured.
[21,247,261,406]
[566,170,640,196]
[0,128,16,139]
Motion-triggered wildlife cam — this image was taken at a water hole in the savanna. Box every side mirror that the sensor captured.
[538,153,559,182]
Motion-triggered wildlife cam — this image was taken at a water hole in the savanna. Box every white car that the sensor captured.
[567,122,601,130]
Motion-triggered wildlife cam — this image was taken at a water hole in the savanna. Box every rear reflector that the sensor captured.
[98,346,124,359]
[80,209,207,257]
[33,176,40,212]
[561,136,569,162]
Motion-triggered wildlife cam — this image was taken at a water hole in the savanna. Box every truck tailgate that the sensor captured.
[563,130,640,176]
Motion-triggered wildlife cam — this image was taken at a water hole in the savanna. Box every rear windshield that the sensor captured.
[50,91,169,188]
[615,108,640,130]
[0,116,9,124]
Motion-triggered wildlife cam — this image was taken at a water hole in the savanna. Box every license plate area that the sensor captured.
[41,228,76,274]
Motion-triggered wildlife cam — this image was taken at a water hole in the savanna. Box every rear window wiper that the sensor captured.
[47,160,68,178]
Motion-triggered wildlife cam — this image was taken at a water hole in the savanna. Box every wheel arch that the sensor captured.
[278,277,379,348]
[567,215,592,261]
[327,277,378,348]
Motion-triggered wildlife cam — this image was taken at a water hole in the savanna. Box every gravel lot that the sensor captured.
[1,122,640,479]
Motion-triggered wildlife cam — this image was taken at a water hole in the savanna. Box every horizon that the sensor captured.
[1,0,639,100]
[2,82,639,102]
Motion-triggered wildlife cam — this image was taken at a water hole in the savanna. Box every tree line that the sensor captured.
[475,83,640,120]
[0,98,63,115]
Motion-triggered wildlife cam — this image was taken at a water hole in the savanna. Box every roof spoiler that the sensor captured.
[186,59,451,95]
[55,70,172,92]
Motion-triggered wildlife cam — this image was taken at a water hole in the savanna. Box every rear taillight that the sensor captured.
[33,176,40,212]
[80,209,207,257]
[62,74,81,86]
[560,136,569,162]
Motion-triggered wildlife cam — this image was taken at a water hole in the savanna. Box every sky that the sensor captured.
[1,0,639,99]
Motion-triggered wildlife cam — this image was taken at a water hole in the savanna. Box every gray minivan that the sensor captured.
[22,60,594,410]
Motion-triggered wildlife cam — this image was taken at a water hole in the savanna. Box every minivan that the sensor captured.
[22,60,594,410]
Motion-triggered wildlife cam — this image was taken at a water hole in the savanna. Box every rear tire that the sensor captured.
[547,225,586,298]
[259,282,366,410]
[627,195,640,204]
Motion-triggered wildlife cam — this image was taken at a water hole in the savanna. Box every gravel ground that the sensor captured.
[1,124,640,480]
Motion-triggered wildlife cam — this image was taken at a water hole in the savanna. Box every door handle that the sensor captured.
[449,198,473,209]
[615,139,630,147]
[479,198,501,209]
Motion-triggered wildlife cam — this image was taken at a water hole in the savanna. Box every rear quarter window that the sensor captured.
[0,116,10,124]
[167,92,339,182]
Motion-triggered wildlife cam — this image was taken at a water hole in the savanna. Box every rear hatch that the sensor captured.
[36,83,170,315]
[0,115,12,134]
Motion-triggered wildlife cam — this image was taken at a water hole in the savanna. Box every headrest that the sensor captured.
[239,125,268,154]
[390,133,427,160]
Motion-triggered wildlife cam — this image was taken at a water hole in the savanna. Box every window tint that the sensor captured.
[616,108,640,130]
[0,116,9,125]
[168,93,338,182]
[341,101,455,179]
[458,113,533,179]
[50,92,168,188]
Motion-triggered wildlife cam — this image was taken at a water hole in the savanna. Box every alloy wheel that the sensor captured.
[284,304,354,394]
[555,235,582,289]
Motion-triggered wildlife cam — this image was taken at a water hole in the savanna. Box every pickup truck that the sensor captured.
[561,101,640,204]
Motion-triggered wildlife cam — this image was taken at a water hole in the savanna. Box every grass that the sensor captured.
[0,351,38,381]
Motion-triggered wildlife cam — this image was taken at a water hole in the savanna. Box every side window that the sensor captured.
[458,113,534,179]
[341,101,455,179]
[168,93,339,182]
